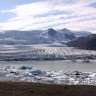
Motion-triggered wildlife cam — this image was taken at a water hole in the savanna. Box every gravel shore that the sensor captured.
[0,82,96,96]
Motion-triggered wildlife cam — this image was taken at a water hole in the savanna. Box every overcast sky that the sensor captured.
[0,0,96,33]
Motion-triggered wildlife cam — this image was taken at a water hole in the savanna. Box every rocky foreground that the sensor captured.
[0,82,96,96]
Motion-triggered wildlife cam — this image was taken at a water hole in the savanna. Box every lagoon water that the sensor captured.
[0,60,96,72]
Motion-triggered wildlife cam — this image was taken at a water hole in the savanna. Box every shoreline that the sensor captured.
[0,82,96,96]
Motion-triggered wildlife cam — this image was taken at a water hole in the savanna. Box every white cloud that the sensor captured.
[53,19,96,33]
[0,0,96,33]
[1,1,53,17]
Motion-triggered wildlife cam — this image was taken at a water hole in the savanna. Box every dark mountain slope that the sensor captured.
[66,34,96,50]
[65,33,76,40]
[47,28,57,37]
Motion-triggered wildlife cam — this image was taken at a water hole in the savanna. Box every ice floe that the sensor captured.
[0,65,96,85]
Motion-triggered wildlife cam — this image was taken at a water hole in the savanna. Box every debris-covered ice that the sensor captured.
[0,65,96,85]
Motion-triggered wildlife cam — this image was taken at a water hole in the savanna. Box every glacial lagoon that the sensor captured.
[0,45,96,85]
[0,60,96,85]
[0,60,96,72]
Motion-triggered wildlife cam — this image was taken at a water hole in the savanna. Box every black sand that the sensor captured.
[0,82,96,96]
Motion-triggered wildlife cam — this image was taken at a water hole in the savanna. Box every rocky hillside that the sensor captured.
[66,34,96,50]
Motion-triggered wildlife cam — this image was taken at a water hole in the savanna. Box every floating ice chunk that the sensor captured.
[5,66,15,71]
[40,77,55,83]
[54,75,67,79]
[73,81,79,85]
[22,71,30,76]
[89,73,96,78]
[69,77,75,81]
[34,76,41,80]
[84,78,90,84]
[45,74,52,77]
[72,70,82,75]
[9,69,18,73]
[28,70,43,75]
[55,79,69,84]
[19,66,32,70]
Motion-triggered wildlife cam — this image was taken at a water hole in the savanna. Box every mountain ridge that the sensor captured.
[0,28,92,45]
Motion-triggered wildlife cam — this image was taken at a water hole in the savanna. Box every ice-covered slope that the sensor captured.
[57,28,91,37]
[47,28,91,42]
[47,28,76,42]
[72,31,91,37]
[0,28,91,45]
[0,30,54,44]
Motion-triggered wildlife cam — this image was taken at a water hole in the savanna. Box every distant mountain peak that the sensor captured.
[48,28,55,31]
[61,28,70,31]
[58,28,74,36]
[47,28,57,37]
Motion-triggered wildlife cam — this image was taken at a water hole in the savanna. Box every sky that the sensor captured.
[0,0,96,33]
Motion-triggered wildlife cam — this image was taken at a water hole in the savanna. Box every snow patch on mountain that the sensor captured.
[72,31,91,37]
[0,28,92,45]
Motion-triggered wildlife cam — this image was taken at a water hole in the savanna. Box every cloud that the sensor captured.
[1,1,53,17]
[53,18,96,33]
[0,0,96,33]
